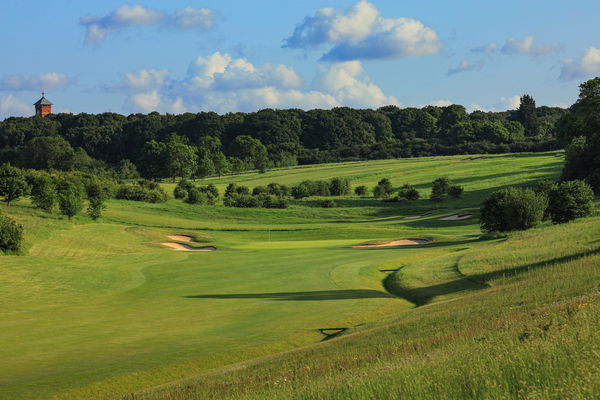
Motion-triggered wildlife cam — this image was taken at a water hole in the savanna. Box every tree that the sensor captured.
[30,174,57,212]
[398,184,420,200]
[329,177,350,196]
[0,163,28,207]
[0,214,23,253]
[85,179,108,220]
[165,135,198,181]
[448,185,464,198]
[57,180,84,220]
[517,94,539,137]
[138,140,167,180]
[354,185,368,196]
[430,177,451,202]
[373,178,393,199]
[229,135,269,172]
[480,187,548,232]
[23,136,75,170]
[548,180,594,224]
[118,159,140,180]
[197,155,215,178]
[212,152,230,176]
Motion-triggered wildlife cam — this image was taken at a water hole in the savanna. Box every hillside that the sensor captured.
[1,151,598,400]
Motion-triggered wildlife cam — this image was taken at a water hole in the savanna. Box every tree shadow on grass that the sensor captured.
[183,289,393,301]
[391,247,600,307]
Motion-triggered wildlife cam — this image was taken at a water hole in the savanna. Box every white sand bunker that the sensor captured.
[403,212,433,220]
[162,235,216,251]
[166,235,197,243]
[353,239,428,248]
[438,213,473,221]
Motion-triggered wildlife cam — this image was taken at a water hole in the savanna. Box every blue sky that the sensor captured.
[1,0,599,119]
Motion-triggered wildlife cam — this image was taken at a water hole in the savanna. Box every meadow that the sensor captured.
[1,151,598,400]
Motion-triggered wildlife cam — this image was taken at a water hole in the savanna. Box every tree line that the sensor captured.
[0,98,566,180]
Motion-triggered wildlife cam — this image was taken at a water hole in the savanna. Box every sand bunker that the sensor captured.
[438,213,473,221]
[353,239,428,248]
[162,235,215,251]
[403,212,433,220]
[161,242,216,251]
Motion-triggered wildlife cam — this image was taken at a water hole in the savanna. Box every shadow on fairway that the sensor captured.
[183,289,393,301]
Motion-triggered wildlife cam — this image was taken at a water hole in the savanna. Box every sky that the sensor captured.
[1,0,600,119]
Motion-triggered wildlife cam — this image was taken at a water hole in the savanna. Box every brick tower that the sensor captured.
[34,92,53,118]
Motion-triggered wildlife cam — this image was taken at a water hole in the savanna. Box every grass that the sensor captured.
[1,151,598,399]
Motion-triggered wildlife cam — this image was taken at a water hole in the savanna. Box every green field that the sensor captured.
[1,151,599,399]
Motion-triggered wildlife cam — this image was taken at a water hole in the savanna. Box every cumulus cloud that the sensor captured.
[498,95,521,110]
[447,60,484,76]
[110,52,397,113]
[501,35,558,56]
[0,73,70,91]
[283,0,440,61]
[80,4,216,44]
[560,47,600,81]
[0,95,31,119]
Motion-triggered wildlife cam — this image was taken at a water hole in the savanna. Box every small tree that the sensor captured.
[291,183,310,199]
[0,163,29,207]
[329,177,350,196]
[57,181,84,221]
[354,185,368,196]
[174,180,194,200]
[480,187,548,232]
[398,184,420,201]
[448,185,464,199]
[85,180,108,221]
[431,177,451,202]
[373,178,393,199]
[30,175,58,213]
[0,214,24,254]
[548,180,594,224]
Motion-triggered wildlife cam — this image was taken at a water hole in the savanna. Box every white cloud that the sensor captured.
[283,0,440,61]
[80,5,216,44]
[498,95,521,110]
[471,43,498,53]
[113,52,397,113]
[316,61,399,108]
[501,35,558,56]
[560,47,600,81]
[0,95,31,119]
[170,7,216,30]
[418,99,453,108]
[0,73,70,91]
[447,60,484,76]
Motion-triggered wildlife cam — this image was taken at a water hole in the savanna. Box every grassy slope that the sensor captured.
[1,151,597,399]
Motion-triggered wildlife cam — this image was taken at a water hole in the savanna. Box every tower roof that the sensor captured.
[34,96,53,106]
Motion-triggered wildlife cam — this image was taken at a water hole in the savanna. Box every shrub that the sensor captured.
[224,193,259,208]
[30,174,57,213]
[252,186,268,196]
[329,177,350,196]
[398,184,420,201]
[116,183,168,203]
[266,183,290,197]
[186,187,210,205]
[174,180,194,199]
[0,214,23,253]
[320,199,336,208]
[354,185,368,196]
[448,185,464,199]
[291,183,310,199]
[431,177,451,202]
[548,180,594,224]
[373,178,393,199]
[480,187,548,232]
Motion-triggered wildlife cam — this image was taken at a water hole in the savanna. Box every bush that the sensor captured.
[174,180,194,199]
[266,183,290,197]
[0,214,23,253]
[448,185,464,199]
[373,178,393,199]
[224,193,259,208]
[548,180,594,224]
[398,184,420,201]
[116,183,168,203]
[30,174,57,213]
[480,187,548,232]
[320,199,336,208]
[329,177,350,196]
[252,186,268,196]
[431,177,451,202]
[354,185,368,196]
[291,183,310,199]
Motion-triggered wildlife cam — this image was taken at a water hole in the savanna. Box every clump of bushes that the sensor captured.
[397,184,420,201]
[224,183,289,209]
[116,180,168,203]
[480,187,548,232]
[548,180,594,224]
[291,178,350,199]
[354,185,368,196]
[373,178,393,199]
[431,177,464,202]
[0,213,23,254]
[186,184,219,205]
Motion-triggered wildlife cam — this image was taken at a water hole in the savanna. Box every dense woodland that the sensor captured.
[0,98,566,181]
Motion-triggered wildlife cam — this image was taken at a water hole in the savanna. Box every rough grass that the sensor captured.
[2,151,598,400]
